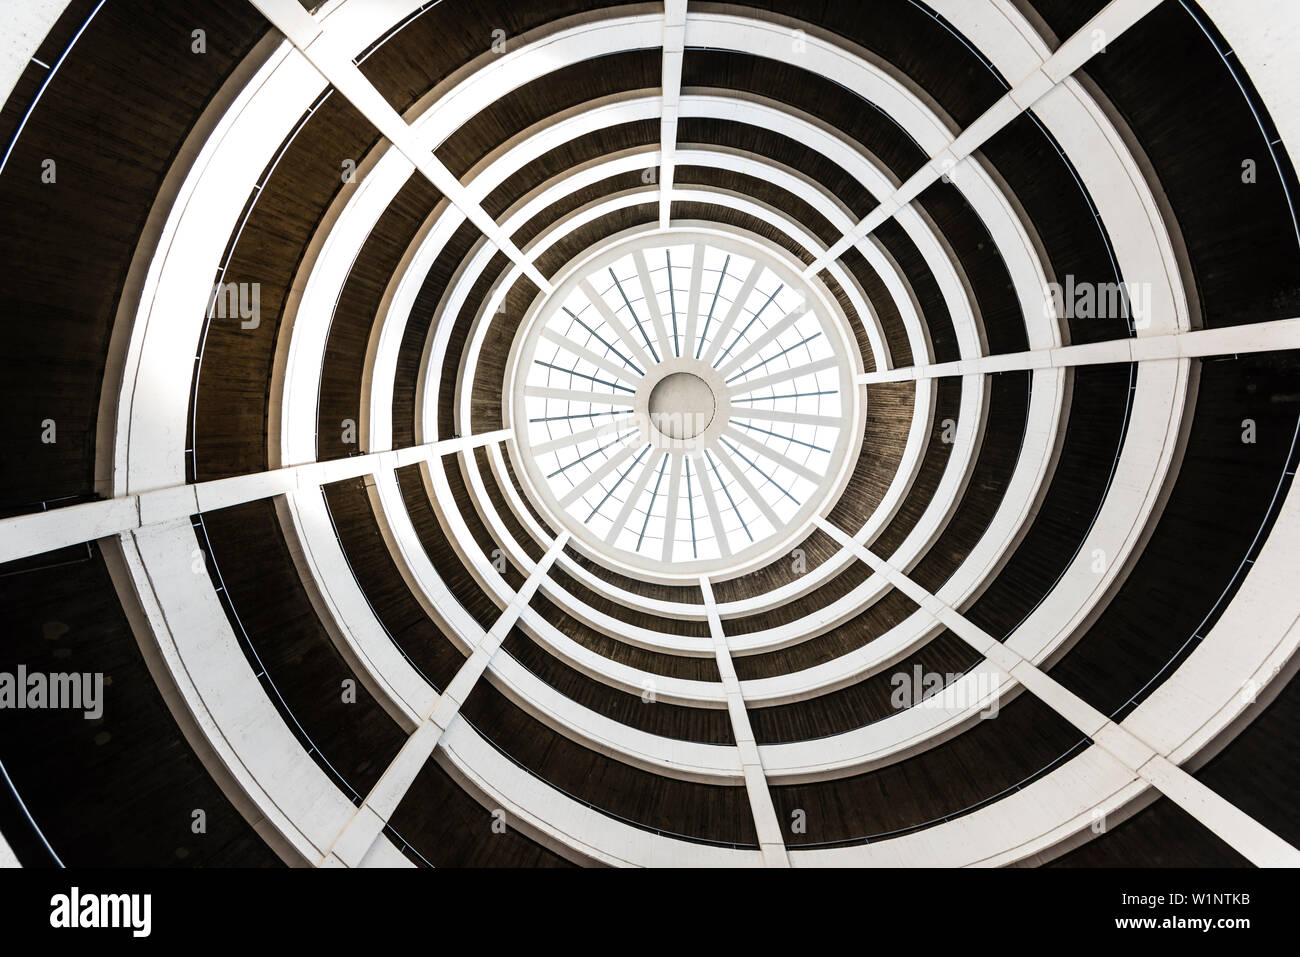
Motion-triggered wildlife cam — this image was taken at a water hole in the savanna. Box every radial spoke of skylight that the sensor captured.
[702,447,753,546]
[713,283,784,369]
[691,450,732,559]
[715,304,809,379]
[585,443,653,524]
[528,407,630,425]
[604,448,665,545]
[532,359,636,394]
[683,455,698,559]
[728,355,840,397]
[732,419,832,455]
[660,453,685,563]
[723,426,824,484]
[543,323,643,384]
[579,278,656,371]
[718,435,801,508]
[665,249,681,357]
[635,452,671,552]
[559,433,641,508]
[729,406,842,428]
[699,261,764,366]
[525,384,637,407]
[632,251,673,361]
[532,414,637,457]
[609,267,661,364]
[547,427,640,480]
[682,243,705,359]
[694,253,730,359]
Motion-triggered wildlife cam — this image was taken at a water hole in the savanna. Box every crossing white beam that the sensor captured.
[247,0,552,293]
[701,576,789,867]
[856,316,1300,384]
[322,532,571,867]
[659,0,687,228]
[0,431,511,565]
[815,516,1300,868]
[805,0,1166,276]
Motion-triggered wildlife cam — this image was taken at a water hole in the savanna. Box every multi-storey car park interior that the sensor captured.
[0,0,1297,872]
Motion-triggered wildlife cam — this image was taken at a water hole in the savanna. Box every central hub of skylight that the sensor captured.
[506,230,864,581]
[649,371,715,439]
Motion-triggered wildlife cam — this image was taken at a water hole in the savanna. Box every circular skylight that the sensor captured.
[507,231,864,579]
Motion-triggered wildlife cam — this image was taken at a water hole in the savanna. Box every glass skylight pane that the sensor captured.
[511,235,859,578]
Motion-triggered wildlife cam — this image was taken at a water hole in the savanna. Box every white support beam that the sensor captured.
[531,414,637,458]
[711,444,782,532]
[699,261,764,367]
[633,249,674,358]
[558,436,643,508]
[856,316,1300,384]
[723,427,822,484]
[659,452,685,563]
[321,532,571,866]
[682,241,706,358]
[580,278,658,372]
[804,0,1165,277]
[691,450,732,560]
[540,328,645,386]
[524,386,637,408]
[701,577,789,867]
[815,517,1300,868]
[247,0,552,293]
[730,407,842,430]
[730,356,839,397]
[716,305,810,381]
[659,0,688,228]
[604,448,664,546]
[0,431,512,565]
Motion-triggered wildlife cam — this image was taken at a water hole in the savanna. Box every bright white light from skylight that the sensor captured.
[510,233,860,578]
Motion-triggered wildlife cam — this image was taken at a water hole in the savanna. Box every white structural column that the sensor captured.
[247,0,551,293]
[805,0,1165,276]
[0,431,511,565]
[701,576,790,867]
[814,517,1300,868]
[321,531,571,867]
[659,0,687,228]
[857,316,1300,383]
